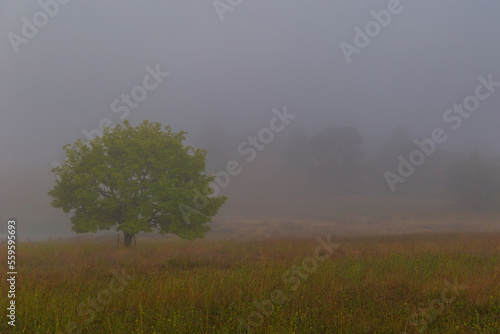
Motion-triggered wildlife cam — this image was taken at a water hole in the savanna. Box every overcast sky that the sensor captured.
[1,0,500,239]
[1,0,500,168]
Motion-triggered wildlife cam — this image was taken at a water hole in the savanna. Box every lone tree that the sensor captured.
[49,120,226,247]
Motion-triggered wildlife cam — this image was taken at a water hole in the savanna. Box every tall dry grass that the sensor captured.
[0,233,498,333]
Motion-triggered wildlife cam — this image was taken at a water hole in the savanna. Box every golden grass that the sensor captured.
[0,233,499,333]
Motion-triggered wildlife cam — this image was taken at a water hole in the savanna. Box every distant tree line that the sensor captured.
[195,119,500,212]
[281,126,500,211]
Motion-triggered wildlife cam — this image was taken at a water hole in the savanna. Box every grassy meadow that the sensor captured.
[1,233,499,333]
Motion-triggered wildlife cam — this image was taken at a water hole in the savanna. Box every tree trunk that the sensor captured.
[124,233,134,248]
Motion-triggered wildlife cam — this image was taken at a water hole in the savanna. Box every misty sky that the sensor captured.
[1,1,500,239]
[2,0,500,168]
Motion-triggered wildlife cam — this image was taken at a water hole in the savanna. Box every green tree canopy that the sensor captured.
[49,120,226,246]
